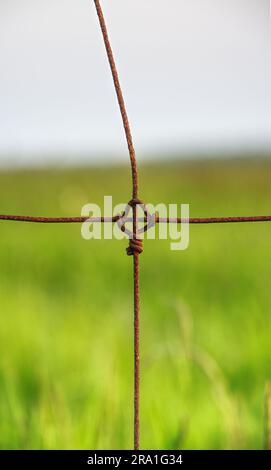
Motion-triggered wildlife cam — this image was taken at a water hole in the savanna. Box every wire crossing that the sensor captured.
[0,0,270,451]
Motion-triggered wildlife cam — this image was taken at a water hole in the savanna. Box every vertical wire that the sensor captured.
[93,0,140,450]
[133,206,140,450]
[93,0,138,199]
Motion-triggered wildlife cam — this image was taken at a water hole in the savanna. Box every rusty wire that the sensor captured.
[93,0,141,450]
[0,0,271,452]
[1,214,271,224]
[93,0,138,199]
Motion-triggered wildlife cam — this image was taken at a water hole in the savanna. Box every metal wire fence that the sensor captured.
[1,0,271,450]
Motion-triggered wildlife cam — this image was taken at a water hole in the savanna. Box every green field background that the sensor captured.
[0,159,271,449]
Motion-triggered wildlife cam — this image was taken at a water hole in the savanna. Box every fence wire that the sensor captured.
[1,0,271,450]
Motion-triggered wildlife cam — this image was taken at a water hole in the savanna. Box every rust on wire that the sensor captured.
[1,0,271,453]
[1,214,271,224]
[159,215,271,224]
[0,215,118,223]
[93,0,138,199]
[93,0,141,450]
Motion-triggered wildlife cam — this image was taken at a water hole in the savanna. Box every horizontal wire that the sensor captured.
[1,215,271,224]
[0,215,119,223]
[161,216,271,224]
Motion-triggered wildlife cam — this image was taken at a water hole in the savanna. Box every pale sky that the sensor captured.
[0,0,270,166]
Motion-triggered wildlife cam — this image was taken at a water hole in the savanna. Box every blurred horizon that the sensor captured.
[0,151,271,171]
[0,0,271,167]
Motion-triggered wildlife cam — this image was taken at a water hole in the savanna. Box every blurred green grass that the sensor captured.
[0,158,271,449]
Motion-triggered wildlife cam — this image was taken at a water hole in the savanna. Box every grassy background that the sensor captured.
[0,158,271,449]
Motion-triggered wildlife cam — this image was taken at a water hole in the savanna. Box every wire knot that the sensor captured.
[117,198,156,256]
[127,198,144,208]
[127,199,144,256]
[127,238,143,256]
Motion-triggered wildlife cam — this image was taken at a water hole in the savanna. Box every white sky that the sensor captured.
[0,0,270,165]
